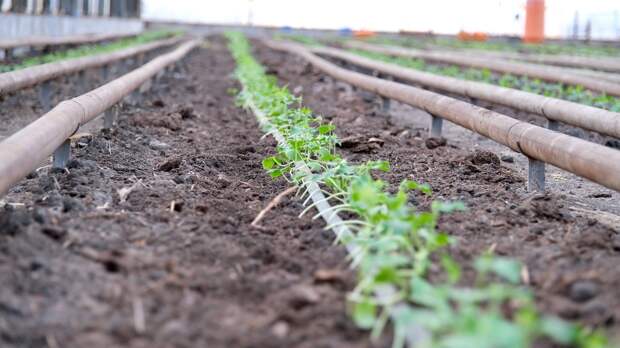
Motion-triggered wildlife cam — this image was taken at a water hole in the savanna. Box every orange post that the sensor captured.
[353,30,376,38]
[524,0,545,43]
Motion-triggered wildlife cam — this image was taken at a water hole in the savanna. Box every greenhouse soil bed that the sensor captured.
[0,38,381,348]
[0,34,618,348]
[254,41,620,341]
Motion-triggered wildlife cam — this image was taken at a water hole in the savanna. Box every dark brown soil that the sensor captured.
[1,35,619,348]
[0,39,383,348]
[254,41,620,341]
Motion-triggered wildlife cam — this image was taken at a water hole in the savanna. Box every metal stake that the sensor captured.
[4,48,12,61]
[379,75,393,113]
[527,158,545,192]
[130,88,142,105]
[101,64,110,82]
[119,59,129,75]
[128,58,135,70]
[429,114,443,137]
[381,96,391,113]
[53,139,71,169]
[38,80,52,112]
[76,70,86,95]
[103,105,117,129]
[547,119,559,131]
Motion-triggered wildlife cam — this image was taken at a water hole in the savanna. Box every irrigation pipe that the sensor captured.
[345,41,620,97]
[0,31,139,50]
[247,99,428,347]
[265,39,620,192]
[309,45,620,139]
[0,39,201,195]
[440,49,620,83]
[450,48,620,74]
[0,36,183,94]
[561,67,620,84]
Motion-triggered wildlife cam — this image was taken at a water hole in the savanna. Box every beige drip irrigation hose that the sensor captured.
[264,39,620,192]
[450,48,620,74]
[0,36,183,94]
[0,39,201,195]
[437,49,620,84]
[0,31,140,50]
[345,41,620,97]
[308,45,620,140]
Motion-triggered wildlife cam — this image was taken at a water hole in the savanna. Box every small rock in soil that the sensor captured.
[466,150,500,166]
[63,197,85,212]
[134,112,182,131]
[173,175,188,184]
[522,194,571,221]
[195,204,208,214]
[178,106,196,119]
[425,137,447,149]
[271,321,289,339]
[149,139,171,151]
[0,209,32,236]
[313,269,345,283]
[529,225,546,235]
[41,226,67,240]
[368,137,384,145]
[338,135,366,148]
[287,284,320,309]
[588,192,612,198]
[152,99,165,108]
[91,191,112,207]
[67,159,97,170]
[500,154,515,163]
[157,157,182,172]
[234,145,256,154]
[569,280,599,303]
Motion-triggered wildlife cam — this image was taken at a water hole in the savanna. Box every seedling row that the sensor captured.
[227,32,607,348]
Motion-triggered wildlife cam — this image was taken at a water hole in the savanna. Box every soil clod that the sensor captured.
[569,280,600,303]
[425,136,447,149]
[156,156,182,172]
